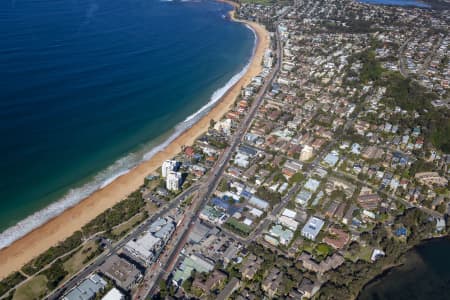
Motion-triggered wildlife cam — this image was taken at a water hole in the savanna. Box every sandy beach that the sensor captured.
[0,3,269,280]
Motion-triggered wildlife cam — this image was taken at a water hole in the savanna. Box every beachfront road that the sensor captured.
[45,184,199,300]
[49,13,284,300]
[142,17,284,299]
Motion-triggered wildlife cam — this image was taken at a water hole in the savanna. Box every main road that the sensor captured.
[142,19,284,299]
[45,184,199,300]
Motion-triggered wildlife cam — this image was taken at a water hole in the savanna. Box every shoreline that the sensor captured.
[358,0,432,8]
[0,25,257,251]
[0,2,270,280]
[353,262,404,300]
[354,235,450,300]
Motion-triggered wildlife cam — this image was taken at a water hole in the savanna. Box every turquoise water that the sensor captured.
[0,0,254,247]
[359,238,450,300]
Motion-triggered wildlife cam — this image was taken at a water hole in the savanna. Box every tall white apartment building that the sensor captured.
[166,171,182,191]
[162,160,177,178]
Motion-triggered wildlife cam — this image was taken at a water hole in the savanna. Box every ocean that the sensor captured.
[0,0,254,248]
[358,238,450,300]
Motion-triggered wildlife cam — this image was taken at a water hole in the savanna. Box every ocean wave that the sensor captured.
[0,20,258,251]
[0,152,139,250]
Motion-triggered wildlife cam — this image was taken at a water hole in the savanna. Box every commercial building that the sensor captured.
[150,217,175,243]
[124,217,175,265]
[101,288,125,300]
[124,232,161,264]
[63,274,107,300]
[99,254,142,291]
[172,254,215,285]
[234,152,250,168]
[189,221,212,244]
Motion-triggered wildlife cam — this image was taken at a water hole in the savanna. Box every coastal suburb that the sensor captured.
[1,0,450,299]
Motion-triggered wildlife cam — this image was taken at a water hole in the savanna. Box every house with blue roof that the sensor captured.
[395,227,407,237]
[240,189,253,200]
[211,197,243,216]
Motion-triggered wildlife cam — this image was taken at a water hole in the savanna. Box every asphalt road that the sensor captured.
[144,18,284,299]
[51,12,286,300]
[45,185,199,300]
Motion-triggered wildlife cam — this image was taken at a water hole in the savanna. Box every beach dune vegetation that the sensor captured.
[0,272,26,297]
[82,190,145,236]
[21,231,83,276]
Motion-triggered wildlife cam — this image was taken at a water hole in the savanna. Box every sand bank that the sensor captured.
[0,4,269,280]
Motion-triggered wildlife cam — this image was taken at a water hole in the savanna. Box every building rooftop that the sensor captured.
[63,274,107,300]
[301,217,325,240]
[99,254,142,290]
[304,178,321,192]
[189,221,211,244]
[125,232,160,262]
[101,288,124,300]
[249,195,269,210]
[323,151,339,167]
[269,224,294,244]
[217,278,241,300]
[173,254,215,284]
[282,208,296,219]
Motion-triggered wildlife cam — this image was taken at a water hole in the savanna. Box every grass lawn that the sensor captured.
[146,202,158,214]
[145,179,161,192]
[13,275,47,300]
[358,246,374,262]
[111,213,145,237]
[345,246,373,263]
[300,241,315,254]
[315,243,333,257]
[63,240,100,275]
[225,218,252,235]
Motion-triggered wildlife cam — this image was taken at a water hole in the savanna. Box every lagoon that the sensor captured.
[359,0,430,8]
[359,238,450,300]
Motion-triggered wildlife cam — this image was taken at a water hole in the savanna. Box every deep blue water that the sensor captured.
[359,238,450,300]
[359,0,430,8]
[0,0,254,245]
